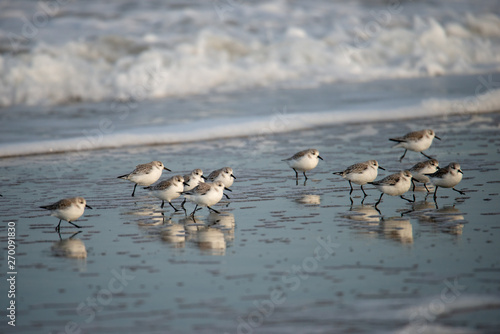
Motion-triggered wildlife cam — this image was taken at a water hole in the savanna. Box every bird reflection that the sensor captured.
[154,212,236,255]
[161,223,186,247]
[340,204,381,238]
[380,217,413,244]
[340,205,414,244]
[417,205,466,236]
[123,204,166,226]
[295,194,321,205]
[208,211,235,242]
[196,227,226,255]
[412,199,437,211]
[52,231,87,259]
[180,215,206,238]
[342,204,380,224]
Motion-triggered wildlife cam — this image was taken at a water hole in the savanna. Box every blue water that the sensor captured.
[1,73,500,157]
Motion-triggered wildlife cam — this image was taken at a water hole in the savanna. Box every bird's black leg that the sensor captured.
[68,221,82,228]
[131,184,138,197]
[161,200,165,209]
[169,201,181,212]
[360,185,368,197]
[69,231,82,239]
[208,206,220,214]
[293,168,298,179]
[452,188,466,195]
[400,208,414,217]
[433,186,439,201]
[424,183,430,193]
[55,219,62,232]
[349,181,353,195]
[421,151,432,159]
[181,199,187,215]
[399,149,407,162]
[400,195,414,203]
[224,193,231,200]
[375,193,384,208]
[190,205,198,217]
[303,171,308,180]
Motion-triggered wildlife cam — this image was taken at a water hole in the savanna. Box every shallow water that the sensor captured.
[1,112,499,333]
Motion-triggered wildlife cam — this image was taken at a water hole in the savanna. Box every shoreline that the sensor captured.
[1,108,499,159]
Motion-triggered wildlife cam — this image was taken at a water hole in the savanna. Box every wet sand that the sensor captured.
[1,111,500,333]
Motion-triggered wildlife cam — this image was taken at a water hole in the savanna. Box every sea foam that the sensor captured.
[1,89,499,157]
[0,1,499,107]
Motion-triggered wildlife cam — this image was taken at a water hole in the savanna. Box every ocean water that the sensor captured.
[1,1,500,334]
[1,0,500,156]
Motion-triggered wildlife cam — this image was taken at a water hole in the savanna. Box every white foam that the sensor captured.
[423,85,500,114]
[0,2,500,107]
[1,90,499,157]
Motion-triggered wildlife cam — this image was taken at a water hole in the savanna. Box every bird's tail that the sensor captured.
[389,138,405,148]
[391,142,405,149]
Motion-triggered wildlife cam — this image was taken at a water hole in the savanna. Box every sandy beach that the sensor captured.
[1,1,500,332]
[1,111,499,333]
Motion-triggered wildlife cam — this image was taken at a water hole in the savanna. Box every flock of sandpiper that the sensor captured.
[39,128,465,231]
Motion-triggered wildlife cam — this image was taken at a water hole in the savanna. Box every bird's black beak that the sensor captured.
[201,175,207,180]
[435,135,441,140]
[378,166,386,170]
[231,174,236,179]
[225,187,232,192]
[86,204,93,209]
[458,170,463,174]
[318,156,324,160]
[183,182,190,186]
[164,167,171,172]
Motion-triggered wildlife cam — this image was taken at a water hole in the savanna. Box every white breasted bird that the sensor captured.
[283,148,323,180]
[144,175,188,212]
[206,167,236,188]
[426,162,465,200]
[409,159,439,192]
[369,170,414,208]
[389,129,440,162]
[182,181,230,216]
[333,160,385,197]
[183,169,206,192]
[118,161,171,197]
[40,197,92,232]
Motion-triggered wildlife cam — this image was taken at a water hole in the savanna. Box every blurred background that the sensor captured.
[0,0,499,156]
